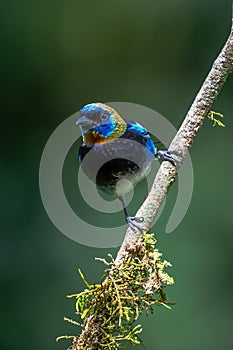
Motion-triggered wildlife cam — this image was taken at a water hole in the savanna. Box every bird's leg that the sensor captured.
[118,196,144,232]
[157,150,181,167]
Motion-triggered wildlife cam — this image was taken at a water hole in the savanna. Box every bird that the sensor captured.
[76,102,177,230]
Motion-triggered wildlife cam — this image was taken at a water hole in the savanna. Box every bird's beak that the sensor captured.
[75,115,93,126]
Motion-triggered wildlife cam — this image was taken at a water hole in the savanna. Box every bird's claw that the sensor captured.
[127,216,144,232]
[158,150,181,167]
[130,216,144,223]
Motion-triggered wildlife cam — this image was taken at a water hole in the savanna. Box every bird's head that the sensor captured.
[76,103,127,146]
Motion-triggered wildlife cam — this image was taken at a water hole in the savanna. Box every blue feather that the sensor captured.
[81,103,105,113]
[128,121,156,156]
[95,115,115,138]
[146,138,157,156]
[127,121,150,137]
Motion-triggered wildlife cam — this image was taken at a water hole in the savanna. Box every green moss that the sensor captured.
[207,111,225,127]
[57,233,174,349]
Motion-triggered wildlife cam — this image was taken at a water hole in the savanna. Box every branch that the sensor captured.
[115,10,233,264]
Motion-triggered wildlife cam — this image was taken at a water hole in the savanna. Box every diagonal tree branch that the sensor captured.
[115,8,233,264]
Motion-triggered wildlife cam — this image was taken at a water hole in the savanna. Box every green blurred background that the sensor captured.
[1,0,233,349]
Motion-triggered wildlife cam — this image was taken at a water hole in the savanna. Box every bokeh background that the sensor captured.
[1,0,233,349]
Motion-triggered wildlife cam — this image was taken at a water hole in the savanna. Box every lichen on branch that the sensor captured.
[57,233,174,349]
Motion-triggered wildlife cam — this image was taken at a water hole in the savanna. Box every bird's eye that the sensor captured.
[100,114,109,121]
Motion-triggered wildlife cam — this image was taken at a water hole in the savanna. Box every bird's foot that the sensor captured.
[126,215,144,232]
[157,150,181,167]
[118,196,145,232]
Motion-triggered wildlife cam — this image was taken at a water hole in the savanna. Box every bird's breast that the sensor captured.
[79,136,154,196]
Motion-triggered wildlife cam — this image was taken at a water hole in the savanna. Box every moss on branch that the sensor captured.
[57,233,174,349]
